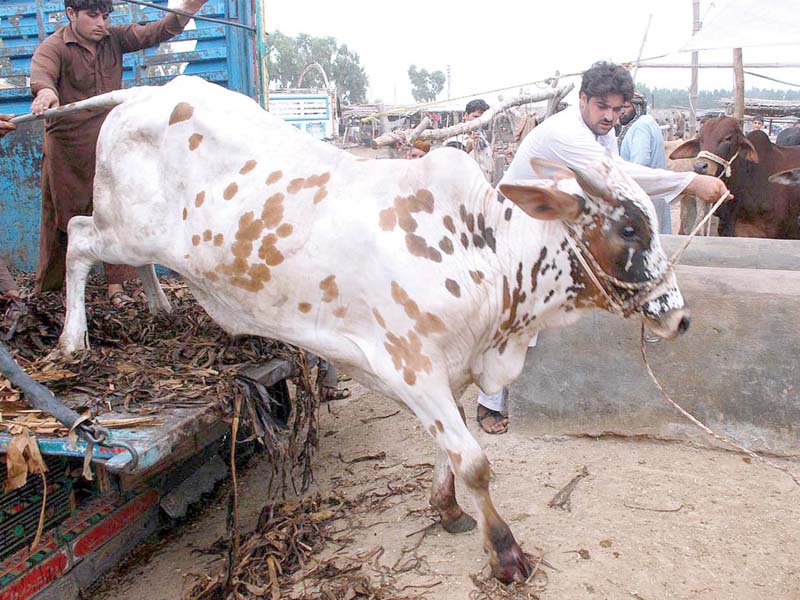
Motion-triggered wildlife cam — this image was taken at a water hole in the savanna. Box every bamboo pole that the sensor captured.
[733,48,745,122]
[689,0,700,133]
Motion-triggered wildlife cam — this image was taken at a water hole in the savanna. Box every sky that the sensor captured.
[267,0,800,108]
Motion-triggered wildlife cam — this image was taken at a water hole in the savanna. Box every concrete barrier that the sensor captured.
[660,235,800,271]
[508,264,800,456]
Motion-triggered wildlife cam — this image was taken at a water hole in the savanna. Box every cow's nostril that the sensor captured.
[678,316,690,334]
[693,162,707,174]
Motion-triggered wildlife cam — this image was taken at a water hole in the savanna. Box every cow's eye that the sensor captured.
[621,226,637,240]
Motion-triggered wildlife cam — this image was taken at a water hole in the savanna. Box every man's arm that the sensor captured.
[116,0,210,52]
[30,40,61,116]
[545,128,729,205]
[0,114,16,138]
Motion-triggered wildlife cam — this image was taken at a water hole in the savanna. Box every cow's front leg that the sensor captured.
[430,446,477,533]
[57,217,99,355]
[413,393,531,583]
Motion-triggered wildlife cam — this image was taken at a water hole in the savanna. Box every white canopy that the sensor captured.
[681,0,800,52]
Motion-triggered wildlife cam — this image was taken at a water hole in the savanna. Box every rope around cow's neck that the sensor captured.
[565,184,800,487]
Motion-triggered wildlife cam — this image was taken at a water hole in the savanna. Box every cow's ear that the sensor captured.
[740,137,759,163]
[769,168,800,186]
[499,183,582,222]
[669,139,700,159]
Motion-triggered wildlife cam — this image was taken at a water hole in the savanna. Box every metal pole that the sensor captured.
[689,0,700,133]
[254,0,269,108]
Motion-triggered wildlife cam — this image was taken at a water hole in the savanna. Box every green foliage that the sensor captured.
[635,82,800,110]
[408,65,446,103]
[266,31,369,104]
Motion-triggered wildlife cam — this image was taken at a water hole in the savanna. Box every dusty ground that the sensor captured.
[89,379,800,600]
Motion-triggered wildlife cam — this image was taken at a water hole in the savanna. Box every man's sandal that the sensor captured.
[477,404,509,435]
[321,386,351,402]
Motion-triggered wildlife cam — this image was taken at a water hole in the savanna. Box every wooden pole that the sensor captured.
[733,48,745,122]
[545,71,560,117]
[632,13,653,84]
[689,0,700,134]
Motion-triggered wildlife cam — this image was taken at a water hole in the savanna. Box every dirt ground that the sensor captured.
[89,379,800,600]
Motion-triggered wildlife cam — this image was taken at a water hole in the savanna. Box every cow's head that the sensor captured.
[669,116,758,177]
[769,167,800,186]
[500,157,690,339]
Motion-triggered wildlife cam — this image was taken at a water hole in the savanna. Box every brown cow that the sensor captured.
[670,116,800,239]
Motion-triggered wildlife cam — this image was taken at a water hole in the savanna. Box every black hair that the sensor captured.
[753,115,765,122]
[445,140,467,152]
[65,0,113,13]
[465,99,489,114]
[580,61,635,102]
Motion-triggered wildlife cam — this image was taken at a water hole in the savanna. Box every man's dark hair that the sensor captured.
[465,99,489,114]
[753,115,764,122]
[65,0,113,13]
[580,61,635,102]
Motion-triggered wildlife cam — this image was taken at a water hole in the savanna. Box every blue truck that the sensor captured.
[0,1,288,597]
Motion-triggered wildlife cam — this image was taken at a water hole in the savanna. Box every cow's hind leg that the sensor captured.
[57,217,101,355]
[411,390,531,583]
[431,446,477,533]
[135,265,173,314]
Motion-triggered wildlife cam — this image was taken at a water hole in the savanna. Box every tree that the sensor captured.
[408,65,446,103]
[266,31,369,104]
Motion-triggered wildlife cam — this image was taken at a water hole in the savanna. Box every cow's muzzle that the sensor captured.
[639,276,690,340]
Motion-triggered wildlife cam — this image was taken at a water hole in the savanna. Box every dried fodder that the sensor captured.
[468,557,549,600]
[0,273,320,492]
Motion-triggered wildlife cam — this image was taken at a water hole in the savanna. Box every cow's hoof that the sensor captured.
[441,511,477,534]
[491,540,532,584]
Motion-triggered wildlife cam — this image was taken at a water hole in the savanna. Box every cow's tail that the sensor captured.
[10,86,149,125]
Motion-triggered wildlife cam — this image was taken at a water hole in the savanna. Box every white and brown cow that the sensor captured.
[56,76,689,583]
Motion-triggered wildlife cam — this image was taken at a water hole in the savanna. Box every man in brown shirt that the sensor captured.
[29,0,207,305]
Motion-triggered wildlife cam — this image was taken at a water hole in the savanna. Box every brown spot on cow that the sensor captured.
[391,281,447,336]
[182,207,188,221]
[287,178,305,194]
[213,233,224,246]
[313,187,328,204]
[261,193,284,229]
[298,302,312,313]
[428,425,438,438]
[502,276,511,312]
[260,241,284,267]
[203,229,212,242]
[303,172,331,188]
[192,234,201,246]
[447,450,463,468]
[439,237,454,255]
[320,275,339,302]
[168,102,193,125]
[379,207,398,231]
[236,211,265,242]
[406,234,442,263]
[445,279,461,298]
[203,271,219,282]
[223,182,238,200]
[276,223,293,238]
[333,306,347,318]
[435,420,444,433]
[469,270,485,284]
[373,308,387,329]
[188,133,203,151]
[443,215,456,234]
[249,263,271,283]
[195,191,205,208]
[384,329,432,386]
[460,233,469,249]
[266,170,283,185]
[239,160,257,175]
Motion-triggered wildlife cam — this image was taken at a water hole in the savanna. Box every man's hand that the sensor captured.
[0,114,16,138]
[178,0,209,17]
[32,89,59,116]
[687,174,733,204]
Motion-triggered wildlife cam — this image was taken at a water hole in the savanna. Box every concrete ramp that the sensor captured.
[509,261,800,456]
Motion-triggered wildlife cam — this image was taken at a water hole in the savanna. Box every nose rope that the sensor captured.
[696,149,739,178]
